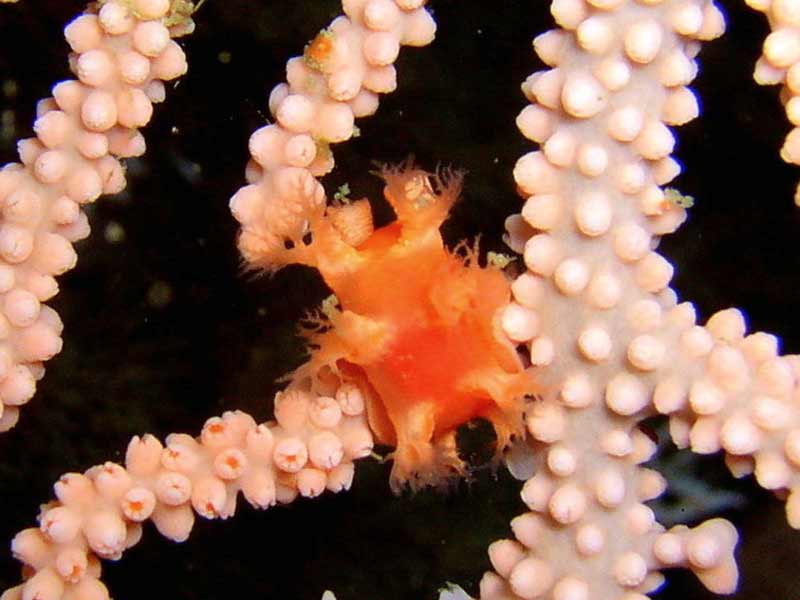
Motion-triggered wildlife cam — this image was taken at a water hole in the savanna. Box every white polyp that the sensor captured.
[553,258,590,295]
[551,0,588,29]
[670,2,704,34]
[755,452,791,489]
[600,429,633,457]
[594,57,631,91]
[501,303,541,342]
[577,326,612,362]
[624,20,663,64]
[309,396,342,429]
[628,300,663,331]
[560,373,594,408]
[76,50,115,87]
[522,194,561,230]
[488,539,526,579]
[64,14,103,53]
[4,189,41,223]
[81,91,118,132]
[653,532,685,565]
[533,29,569,66]
[18,138,43,167]
[586,271,622,309]
[364,0,401,31]
[613,222,650,262]
[34,111,71,149]
[5,289,41,327]
[308,431,344,469]
[509,557,555,600]
[284,134,317,167]
[328,68,362,101]
[132,21,170,57]
[659,49,697,87]
[273,437,309,473]
[512,272,546,308]
[363,31,400,66]
[547,445,578,476]
[363,64,397,93]
[34,151,68,184]
[773,0,800,25]
[549,483,587,524]
[594,468,626,507]
[543,131,576,166]
[517,104,554,143]
[67,167,103,203]
[690,418,722,454]
[664,87,700,125]
[614,162,647,194]
[686,534,722,569]
[576,143,608,176]
[40,506,81,544]
[688,379,726,415]
[608,106,645,142]
[627,504,656,534]
[561,74,607,118]
[606,373,649,416]
[706,309,746,341]
[708,346,749,388]
[634,121,675,160]
[576,16,612,54]
[521,474,555,511]
[614,551,649,587]
[720,414,761,455]
[751,395,789,431]
[627,334,666,371]
[84,511,127,557]
[635,252,674,292]
[514,151,559,195]
[553,577,589,600]
[334,384,364,418]
[276,95,316,133]
[754,56,785,86]
[122,487,157,521]
[214,448,248,480]
[757,358,795,395]
[531,69,565,110]
[653,377,688,414]
[526,403,566,443]
[0,225,34,263]
[740,332,779,363]
[681,326,714,357]
[575,523,605,555]
[76,131,109,159]
[639,185,665,216]
[574,191,612,236]
[764,28,800,68]
[530,336,555,366]
[524,234,562,276]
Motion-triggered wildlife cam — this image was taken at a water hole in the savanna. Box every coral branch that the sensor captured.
[0,0,194,431]
[229,0,437,271]
[478,0,800,596]
[748,0,800,204]
[1,389,372,600]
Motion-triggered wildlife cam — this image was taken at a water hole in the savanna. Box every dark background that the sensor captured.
[0,0,798,599]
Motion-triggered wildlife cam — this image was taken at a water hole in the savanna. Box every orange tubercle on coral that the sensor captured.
[267,163,535,490]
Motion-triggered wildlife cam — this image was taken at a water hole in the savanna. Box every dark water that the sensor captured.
[0,1,798,599]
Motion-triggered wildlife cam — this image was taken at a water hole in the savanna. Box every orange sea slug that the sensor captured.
[247,163,535,490]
